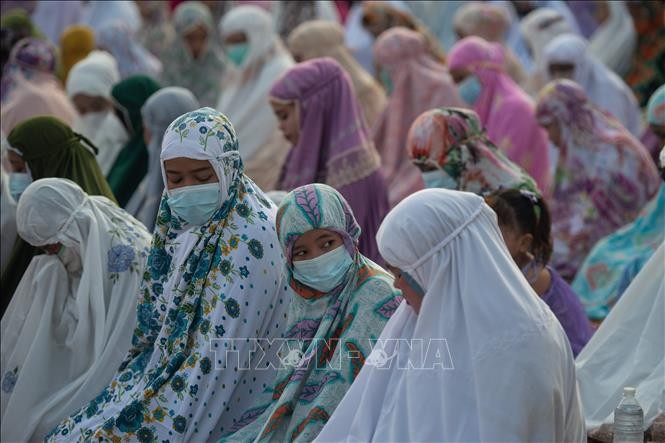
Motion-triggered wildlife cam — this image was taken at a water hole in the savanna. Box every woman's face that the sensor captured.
[7,150,27,173]
[387,264,423,314]
[292,229,344,262]
[548,62,575,81]
[541,120,562,148]
[270,100,300,146]
[163,157,218,190]
[224,31,247,45]
[184,24,208,59]
[72,94,111,115]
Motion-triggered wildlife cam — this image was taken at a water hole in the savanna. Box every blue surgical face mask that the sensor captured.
[226,43,249,67]
[403,271,425,296]
[292,245,354,292]
[9,171,32,202]
[379,68,393,95]
[421,169,457,189]
[458,74,482,106]
[167,182,221,226]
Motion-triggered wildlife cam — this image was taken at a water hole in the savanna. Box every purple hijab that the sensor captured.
[269,57,389,263]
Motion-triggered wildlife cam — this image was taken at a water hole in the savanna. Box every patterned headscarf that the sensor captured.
[48,108,289,441]
[407,107,538,196]
[221,183,401,442]
[535,79,660,280]
[646,84,665,126]
[1,36,58,102]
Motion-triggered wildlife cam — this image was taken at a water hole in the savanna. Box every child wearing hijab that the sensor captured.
[448,36,551,195]
[1,178,151,442]
[47,108,289,441]
[486,188,593,356]
[269,57,389,264]
[0,116,116,313]
[220,183,401,442]
[315,188,586,442]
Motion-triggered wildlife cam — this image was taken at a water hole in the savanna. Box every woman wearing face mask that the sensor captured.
[315,188,586,442]
[269,57,389,265]
[0,37,77,134]
[105,75,161,207]
[1,178,151,442]
[220,183,401,442]
[372,27,463,208]
[542,33,642,138]
[572,147,665,321]
[47,107,289,442]
[66,50,129,175]
[407,107,539,196]
[535,79,660,282]
[0,116,115,315]
[448,36,551,196]
[161,1,224,107]
[216,5,294,191]
[125,87,200,231]
[486,188,593,356]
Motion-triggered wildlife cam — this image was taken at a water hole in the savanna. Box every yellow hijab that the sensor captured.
[59,25,95,82]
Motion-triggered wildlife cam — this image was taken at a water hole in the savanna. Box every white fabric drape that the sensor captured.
[587,0,636,77]
[0,164,17,275]
[575,243,664,431]
[315,189,585,442]
[0,178,152,442]
[543,34,642,137]
[66,51,129,174]
[216,5,294,163]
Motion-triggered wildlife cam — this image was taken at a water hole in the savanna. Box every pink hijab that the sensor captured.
[448,36,551,196]
[1,38,76,134]
[372,27,463,208]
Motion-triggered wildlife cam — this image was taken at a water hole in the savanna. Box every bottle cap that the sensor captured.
[623,387,636,396]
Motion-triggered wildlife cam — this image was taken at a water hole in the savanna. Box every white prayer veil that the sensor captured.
[1,178,151,442]
[315,188,585,442]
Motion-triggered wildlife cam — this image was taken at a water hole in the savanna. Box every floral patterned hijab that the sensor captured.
[407,107,538,196]
[48,108,290,441]
[535,79,660,280]
[220,183,401,442]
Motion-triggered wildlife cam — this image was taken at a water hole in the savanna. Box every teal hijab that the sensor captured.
[221,183,402,442]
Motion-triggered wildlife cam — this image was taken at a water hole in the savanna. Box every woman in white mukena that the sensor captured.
[1,178,151,442]
[315,188,586,442]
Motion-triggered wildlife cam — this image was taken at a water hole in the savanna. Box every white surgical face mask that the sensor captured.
[292,245,354,292]
[79,111,109,131]
[9,170,32,202]
[167,182,221,226]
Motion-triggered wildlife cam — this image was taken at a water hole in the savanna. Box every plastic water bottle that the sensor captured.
[613,387,644,443]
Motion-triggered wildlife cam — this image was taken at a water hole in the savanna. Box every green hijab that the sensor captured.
[106,75,161,207]
[0,116,116,314]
